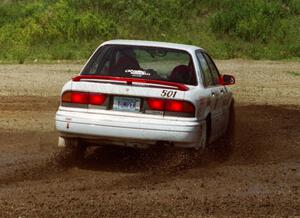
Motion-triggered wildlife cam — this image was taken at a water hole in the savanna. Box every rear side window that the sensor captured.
[196,52,213,87]
[203,53,220,85]
[81,45,197,85]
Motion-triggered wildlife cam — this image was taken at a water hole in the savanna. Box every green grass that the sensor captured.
[0,0,299,62]
[287,71,300,76]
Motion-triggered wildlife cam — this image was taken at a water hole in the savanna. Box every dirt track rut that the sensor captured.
[0,61,299,217]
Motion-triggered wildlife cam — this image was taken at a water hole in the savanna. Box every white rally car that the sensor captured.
[55,40,235,154]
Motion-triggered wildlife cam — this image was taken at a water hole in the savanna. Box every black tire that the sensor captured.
[207,100,235,155]
[210,101,235,160]
[206,115,211,147]
[55,138,87,167]
[224,101,235,144]
[173,119,210,169]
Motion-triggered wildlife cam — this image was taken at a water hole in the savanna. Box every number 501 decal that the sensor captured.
[161,90,177,98]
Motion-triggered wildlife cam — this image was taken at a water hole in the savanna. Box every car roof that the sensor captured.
[100,39,205,53]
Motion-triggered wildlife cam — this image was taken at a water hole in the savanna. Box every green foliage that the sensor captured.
[211,0,293,42]
[209,0,300,59]
[0,0,299,62]
[287,71,300,76]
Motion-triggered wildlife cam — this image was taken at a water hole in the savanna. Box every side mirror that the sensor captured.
[219,74,235,86]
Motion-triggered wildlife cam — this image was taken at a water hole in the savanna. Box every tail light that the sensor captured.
[61,91,194,117]
[89,93,106,105]
[146,98,195,117]
[147,98,165,111]
[61,91,106,106]
[165,100,195,113]
[71,92,89,104]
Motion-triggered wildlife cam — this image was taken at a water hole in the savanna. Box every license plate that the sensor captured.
[113,96,141,112]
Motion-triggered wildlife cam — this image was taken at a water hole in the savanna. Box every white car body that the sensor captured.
[55,40,234,149]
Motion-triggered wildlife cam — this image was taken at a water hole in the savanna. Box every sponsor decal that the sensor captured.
[125,69,150,77]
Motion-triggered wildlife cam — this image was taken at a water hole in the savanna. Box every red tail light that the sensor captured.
[89,93,106,105]
[146,98,195,115]
[71,92,89,104]
[147,98,165,111]
[61,91,72,103]
[165,100,195,113]
[62,91,106,105]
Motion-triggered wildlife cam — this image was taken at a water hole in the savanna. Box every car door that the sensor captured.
[196,51,221,142]
[202,53,227,134]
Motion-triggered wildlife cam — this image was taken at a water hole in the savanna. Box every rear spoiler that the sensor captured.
[72,75,189,91]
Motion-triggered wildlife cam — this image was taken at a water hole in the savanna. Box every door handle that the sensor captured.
[220,89,224,94]
[211,91,216,96]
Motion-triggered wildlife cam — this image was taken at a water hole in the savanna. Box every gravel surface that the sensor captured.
[0,60,299,217]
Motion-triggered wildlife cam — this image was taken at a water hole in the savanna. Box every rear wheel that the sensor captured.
[209,101,235,159]
[66,138,87,160]
[195,119,208,151]
[224,101,235,145]
[175,120,208,168]
[179,119,208,164]
[56,138,87,166]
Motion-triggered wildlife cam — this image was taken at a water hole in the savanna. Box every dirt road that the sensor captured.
[0,60,299,217]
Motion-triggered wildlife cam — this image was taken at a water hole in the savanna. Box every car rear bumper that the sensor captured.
[55,108,204,147]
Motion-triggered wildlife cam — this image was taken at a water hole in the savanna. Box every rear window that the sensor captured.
[81,45,197,85]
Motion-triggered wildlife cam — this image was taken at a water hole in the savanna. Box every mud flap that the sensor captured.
[58,137,66,147]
